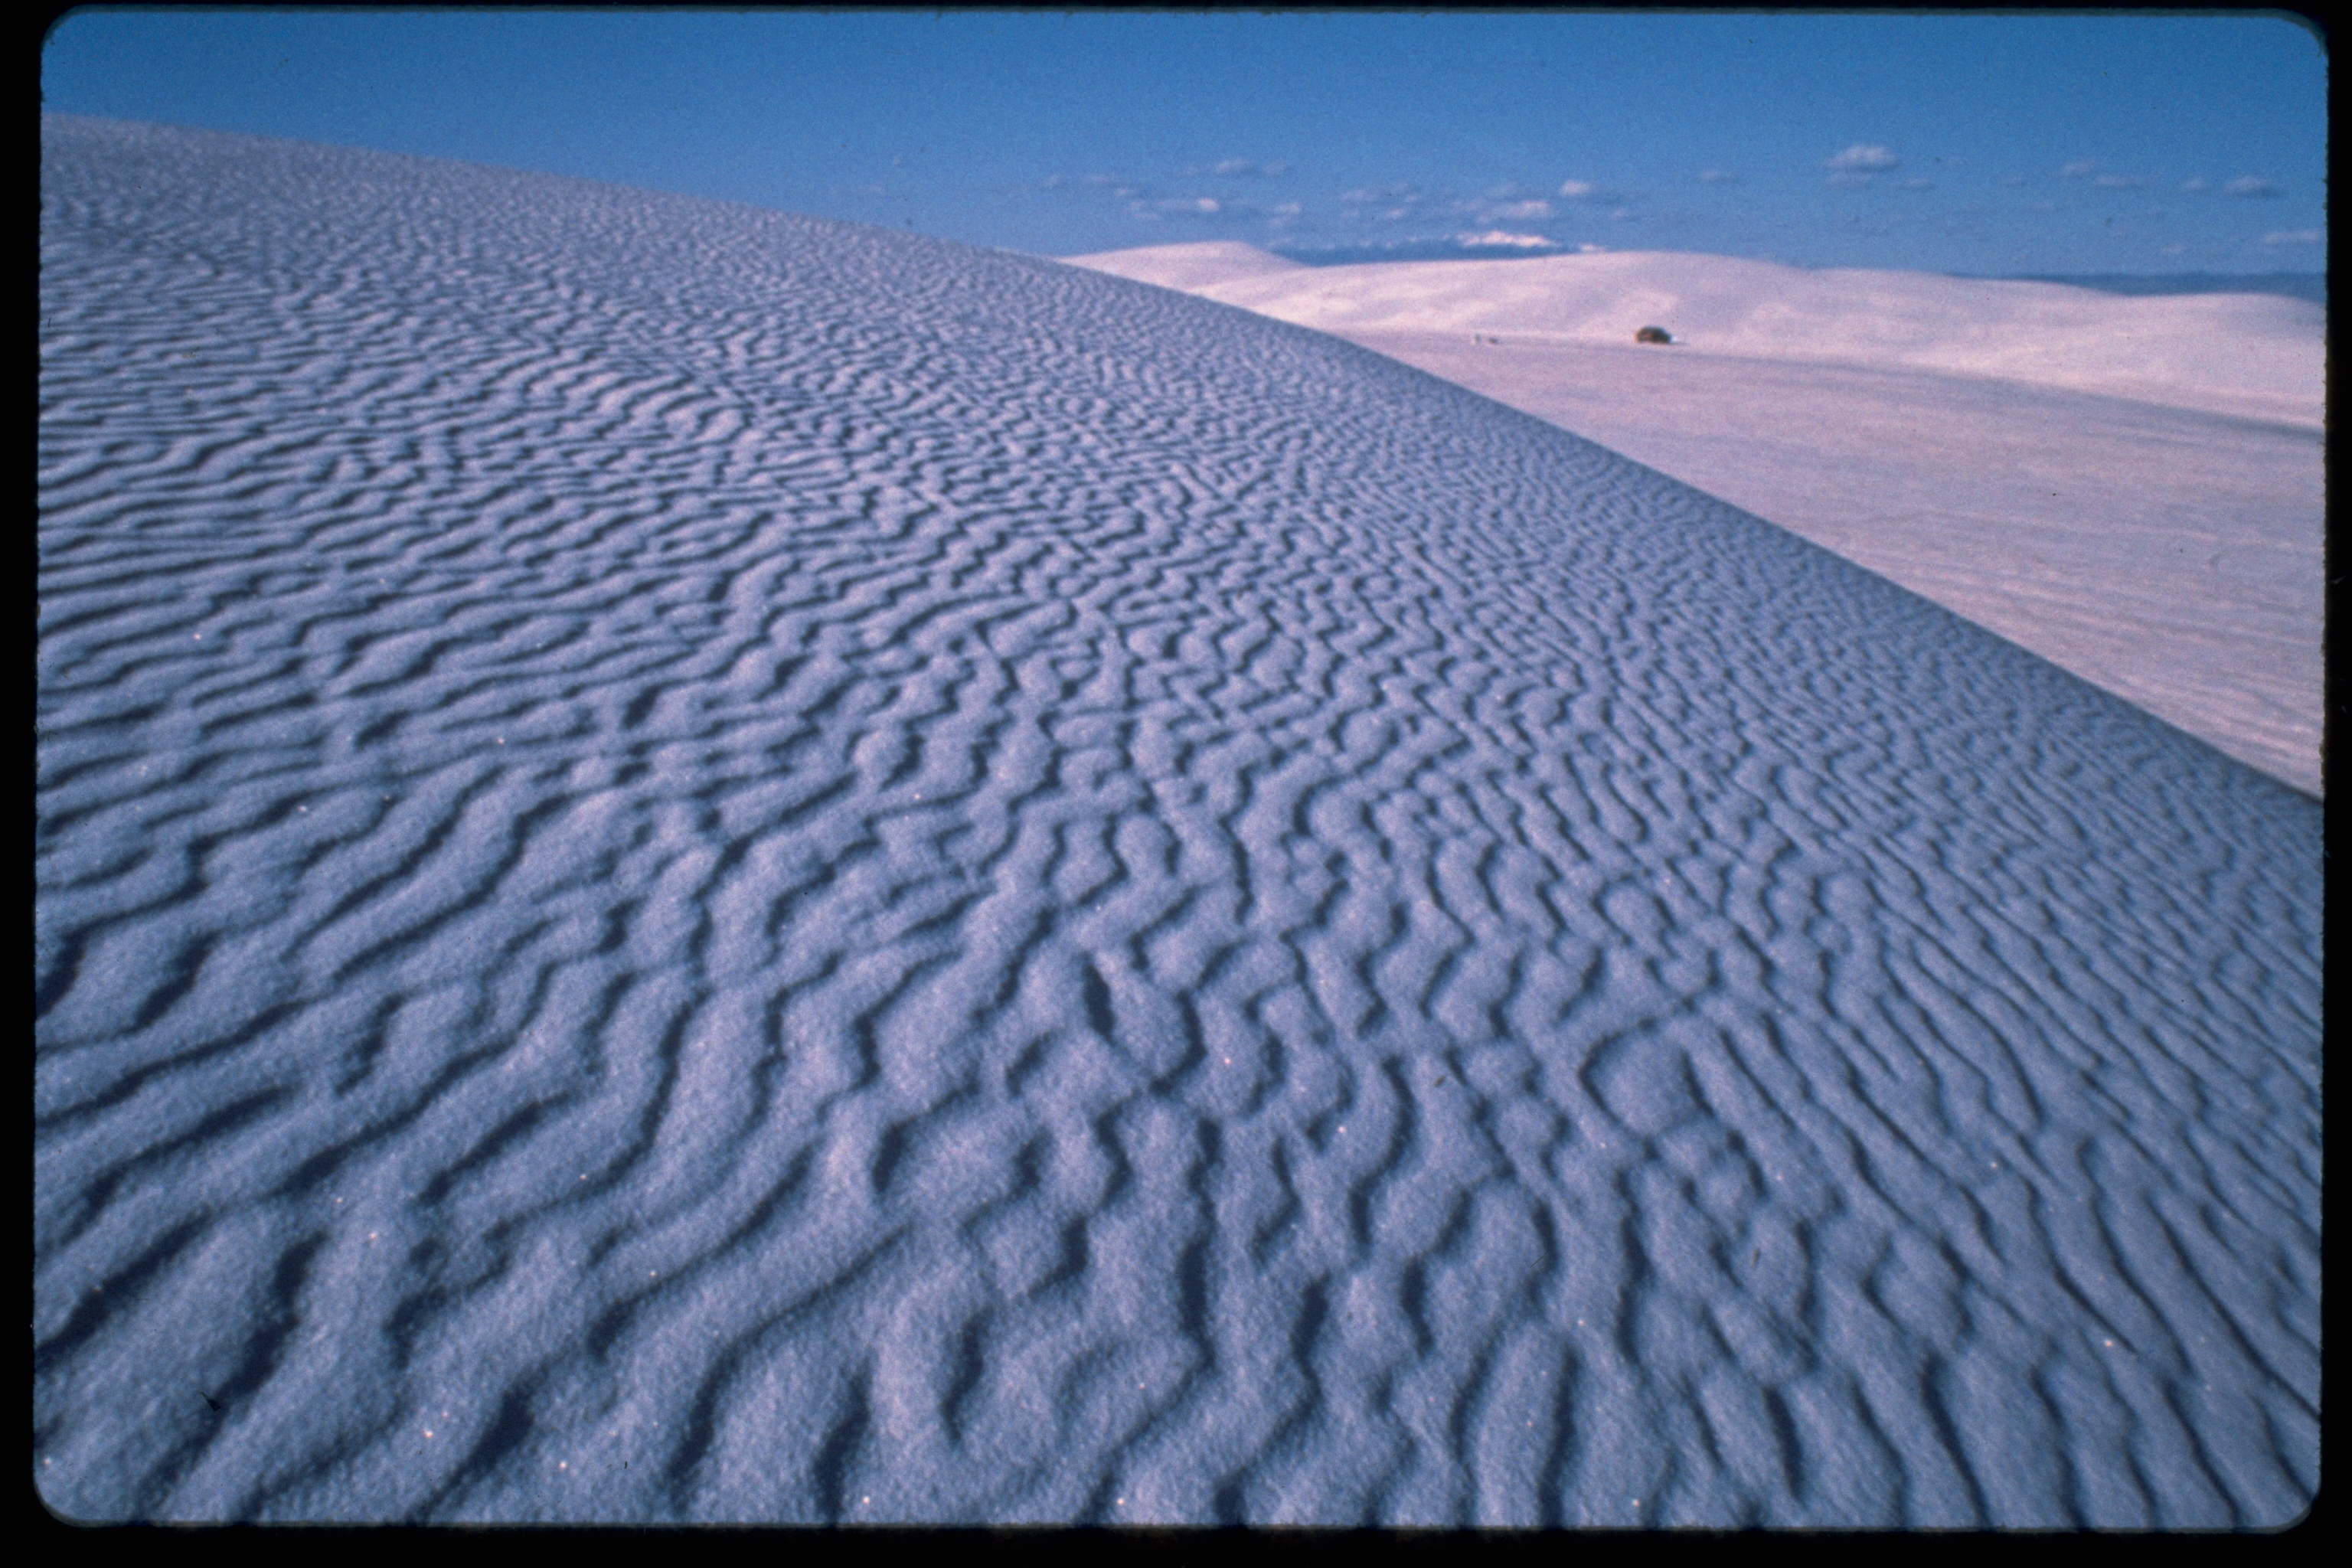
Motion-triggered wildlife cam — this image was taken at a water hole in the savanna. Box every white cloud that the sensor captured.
[2226,176,2282,198]
[1825,145,1900,172]
[1144,197,1222,215]
[1899,178,1935,191]
[1047,173,1146,199]
[1190,158,1289,178]
[1577,243,1606,253]
[1455,230,1560,250]
[2161,243,2187,255]
[1557,179,1597,198]
[1696,169,1740,185]
[2093,174,2143,189]
[1487,199,1553,220]
[2060,160,2098,178]
[2262,229,2322,246]
[1342,183,1421,205]
[2180,177,2210,192]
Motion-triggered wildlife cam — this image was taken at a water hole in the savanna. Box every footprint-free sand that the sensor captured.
[1065,242,2325,798]
[38,117,2321,1526]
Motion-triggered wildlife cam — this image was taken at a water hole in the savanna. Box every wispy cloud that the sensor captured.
[1824,146,1901,188]
[2092,174,2144,189]
[1898,178,1935,191]
[1044,172,1145,198]
[1484,198,1553,220]
[1695,169,1740,185]
[2262,228,2321,246]
[1184,158,1289,178]
[2226,176,2283,198]
[2060,160,2098,178]
[1333,182,1435,224]
[1557,178,1637,206]
[1825,145,1901,172]
[2180,177,2210,192]
[1124,194,1299,228]
[1454,230,1559,250]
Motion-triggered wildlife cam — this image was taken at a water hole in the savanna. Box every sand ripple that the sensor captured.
[36,116,2321,1526]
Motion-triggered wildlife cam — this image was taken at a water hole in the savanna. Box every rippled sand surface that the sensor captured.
[38,117,2321,1526]
[1066,243,2326,797]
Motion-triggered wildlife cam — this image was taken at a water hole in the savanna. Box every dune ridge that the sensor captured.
[1063,246,2326,797]
[1067,240,1313,292]
[38,116,2321,1527]
[1065,244,2322,428]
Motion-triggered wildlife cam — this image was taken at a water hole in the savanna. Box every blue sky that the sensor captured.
[41,10,2327,276]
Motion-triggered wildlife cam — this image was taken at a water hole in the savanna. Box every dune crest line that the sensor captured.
[38,116,2320,1527]
[1064,242,2326,797]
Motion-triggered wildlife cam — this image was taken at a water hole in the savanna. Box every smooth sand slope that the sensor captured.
[1065,243,2326,797]
[39,118,2321,1527]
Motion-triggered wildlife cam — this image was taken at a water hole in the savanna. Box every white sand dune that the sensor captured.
[1069,240,1313,292]
[1065,244,2323,427]
[1063,247,2326,797]
[38,116,2321,1527]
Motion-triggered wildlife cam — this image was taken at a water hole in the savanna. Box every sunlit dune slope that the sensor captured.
[1063,244,2327,796]
[1067,244,2322,428]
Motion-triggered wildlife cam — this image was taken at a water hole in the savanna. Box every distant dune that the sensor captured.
[1063,244,2325,797]
[39,116,2320,1527]
[1986,273,2326,308]
[1064,247,2321,427]
[1063,240,1312,292]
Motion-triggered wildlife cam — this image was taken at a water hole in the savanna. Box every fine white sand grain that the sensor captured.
[1065,244,2324,796]
[39,117,2320,1527]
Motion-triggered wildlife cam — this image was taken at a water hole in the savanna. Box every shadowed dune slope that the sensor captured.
[38,116,2321,1527]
